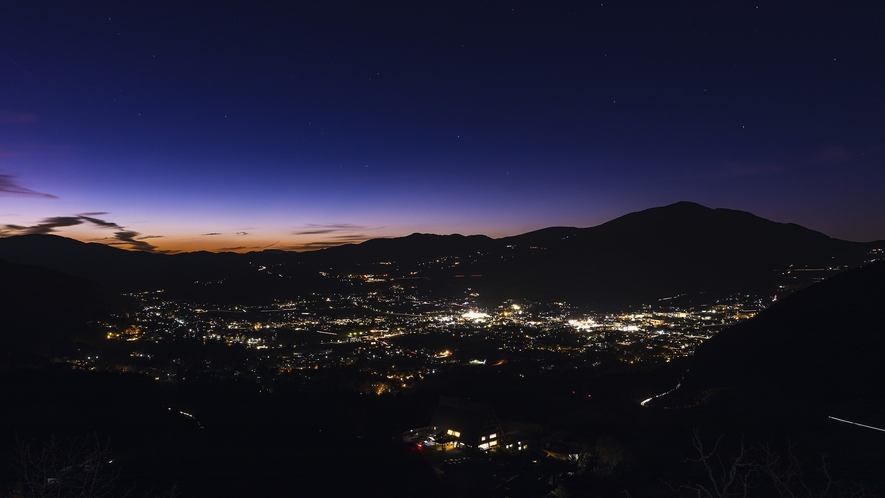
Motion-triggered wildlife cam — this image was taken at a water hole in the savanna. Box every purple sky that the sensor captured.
[1,1,883,252]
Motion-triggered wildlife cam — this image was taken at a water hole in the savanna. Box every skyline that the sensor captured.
[2,1,884,252]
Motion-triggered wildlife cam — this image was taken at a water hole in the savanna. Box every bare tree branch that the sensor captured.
[14,433,120,498]
[671,430,875,498]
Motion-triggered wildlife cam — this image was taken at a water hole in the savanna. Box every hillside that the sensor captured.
[684,259,885,408]
[0,258,130,356]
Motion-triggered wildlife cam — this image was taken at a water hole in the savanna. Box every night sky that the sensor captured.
[1,1,883,252]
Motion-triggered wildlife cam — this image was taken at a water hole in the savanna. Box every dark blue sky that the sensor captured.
[1,1,883,252]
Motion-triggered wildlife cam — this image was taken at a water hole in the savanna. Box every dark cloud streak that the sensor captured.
[0,173,57,198]
[285,222,379,251]
[2,216,82,235]
[1,213,160,252]
[80,215,122,228]
[108,230,158,252]
[286,235,369,251]
[292,223,369,235]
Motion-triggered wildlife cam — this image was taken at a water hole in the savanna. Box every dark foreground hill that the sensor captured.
[3,259,885,496]
[639,260,885,489]
[539,261,885,496]
[0,366,439,498]
[0,202,880,307]
[686,259,885,409]
[0,258,130,357]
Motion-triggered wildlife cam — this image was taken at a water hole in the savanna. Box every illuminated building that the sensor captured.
[429,397,505,452]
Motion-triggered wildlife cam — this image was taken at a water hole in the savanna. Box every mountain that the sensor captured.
[0,258,130,354]
[0,235,337,303]
[479,202,872,305]
[0,235,249,290]
[0,202,880,307]
[305,232,497,265]
[312,201,879,307]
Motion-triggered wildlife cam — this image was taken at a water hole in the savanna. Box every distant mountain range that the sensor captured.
[0,202,881,308]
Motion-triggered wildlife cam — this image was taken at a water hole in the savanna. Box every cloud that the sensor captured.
[0,173,57,198]
[286,222,382,251]
[200,231,248,236]
[331,234,368,240]
[107,230,158,252]
[2,216,82,235]
[292,223,369,235]
[79,214,122,229]
[285,234,370,251]
[1,213,160,252]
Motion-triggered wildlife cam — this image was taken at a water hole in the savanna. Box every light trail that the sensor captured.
[828,416,885,433]
[641,372,690,407]
[167,407,205,429]
[640,381,681,407]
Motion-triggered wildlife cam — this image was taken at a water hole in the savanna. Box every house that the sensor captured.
[429,396,505,451]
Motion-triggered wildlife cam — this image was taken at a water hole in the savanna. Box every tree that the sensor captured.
[13,433,119,498]
[671,430,873,498]
[10,434,180,498]
[672,429,754,498]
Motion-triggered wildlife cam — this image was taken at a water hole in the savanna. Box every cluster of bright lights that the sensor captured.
[462,310,489,321]
[567,318,598,330]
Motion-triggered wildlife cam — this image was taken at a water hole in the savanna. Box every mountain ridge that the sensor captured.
[1,202,880,307]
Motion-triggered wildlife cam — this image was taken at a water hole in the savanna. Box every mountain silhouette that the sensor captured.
[311,201,879,306]
[0,202,879,307]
